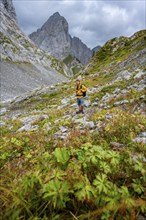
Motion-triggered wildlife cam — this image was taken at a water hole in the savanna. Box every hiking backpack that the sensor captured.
[81,84,87,97]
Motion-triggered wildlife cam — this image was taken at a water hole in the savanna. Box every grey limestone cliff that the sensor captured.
[1,0,16,20]
[29,12,72,60]
[29,12,93,65]
[0,2,68,101]
[71,37,93,65]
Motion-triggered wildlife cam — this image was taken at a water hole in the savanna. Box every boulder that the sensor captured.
[84,100,91,107]
[133,132,146,144]
[83,121,95,129]
[114,100,129,106]
[116,70,132,81]
[17,124,39,132]
[20,114,49,125]
[134,71,145,79]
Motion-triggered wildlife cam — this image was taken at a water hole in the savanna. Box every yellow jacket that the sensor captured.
[76,84,87,98]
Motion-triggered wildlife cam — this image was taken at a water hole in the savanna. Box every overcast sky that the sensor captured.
[13,0,146,49]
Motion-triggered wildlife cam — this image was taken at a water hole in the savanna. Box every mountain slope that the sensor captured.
[0,1,68,101]
[0,29,146,219]
[84,30,146,75]
[29,12,93,65]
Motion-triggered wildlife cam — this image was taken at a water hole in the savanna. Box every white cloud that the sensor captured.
[13,0,146,48]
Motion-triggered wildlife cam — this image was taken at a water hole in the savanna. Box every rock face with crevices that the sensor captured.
[29,12,93,65]
[1,0,16,20]
[0,1,68,101]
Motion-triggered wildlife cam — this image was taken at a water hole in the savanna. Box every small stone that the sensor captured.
[113,88,121,94]
[139,95,145,99]
[104,105,110,109]
[105,113,113,119]
[133,155,146,162]
[61,98,70,105]
[121,89,128,94]
[12,113,22,120]
[59,126,68,133]
[74,118,85,124]
[57,106,63,110]
[0,108,7,115]
[70,103,78,109]
[139,132,146,138]
[62,115,71,120]
[92,102,98,106]
[133,137,146,144]
[50,85,55,90]
[102,93,111,103]
[110,142,125,148]
[0,121,6,127]
[95,98,99,102]
[60,135,67,140]
[54,131,61,138]
[54,119,61,123]
[133,131,146,144]
[137,215,146,220]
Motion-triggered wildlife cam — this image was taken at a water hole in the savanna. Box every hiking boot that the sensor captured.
[76,110,84,114]
[76,110,82,114]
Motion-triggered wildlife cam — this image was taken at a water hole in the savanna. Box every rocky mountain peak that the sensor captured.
[41,12,68,34]
[29,12,71,60]
[29,12,93,65]
[1,0,16,20]
[51,11,60,17]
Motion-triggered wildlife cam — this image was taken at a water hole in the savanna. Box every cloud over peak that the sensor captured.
[13,0,146,48]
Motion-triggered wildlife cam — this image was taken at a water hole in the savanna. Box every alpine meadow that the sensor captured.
[0,0,146,220]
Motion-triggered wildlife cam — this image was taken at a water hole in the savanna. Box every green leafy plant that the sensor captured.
[54,148,70,164]
[42,179,71,209]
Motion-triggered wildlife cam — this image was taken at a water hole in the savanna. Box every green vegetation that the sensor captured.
[63,55,82,74]
[63,54,74,65]
[0,30,146,219]
[50,57,67,76]
[0,31,13,44]
[71,66,82,74]
[1,113,146,219]
[1,78,146,219]
[86,30,146,75]
[0,31,20,53]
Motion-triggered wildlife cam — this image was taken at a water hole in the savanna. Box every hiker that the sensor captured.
[76,77,87,114]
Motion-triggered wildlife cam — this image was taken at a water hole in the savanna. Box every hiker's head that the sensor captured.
[76,79,80,85]
[76,76,82,85]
